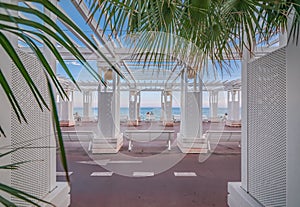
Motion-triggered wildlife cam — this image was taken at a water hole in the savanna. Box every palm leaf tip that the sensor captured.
[0,126,6,137]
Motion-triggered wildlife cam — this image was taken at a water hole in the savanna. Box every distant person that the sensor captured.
[223,113,228,121]
[74,112,81,122]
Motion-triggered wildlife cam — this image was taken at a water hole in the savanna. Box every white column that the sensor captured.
[129,90,139,125]
[231,90,240,121]
[82,90,94,121]
[45,2,70,204]
[160,92,165,121]
[228,13,300,207]
[59,90,75,126]
[56,93,62,119]
[93,70,123,153]
[1,1,70,205]
[137,91,141,121]
[209,90,219,121]
[163,90,173,126]
[227,90,232,120]
[0,1,16,200]
[286,17,300,206]
[177,68,206,153]
[226,89,241,126]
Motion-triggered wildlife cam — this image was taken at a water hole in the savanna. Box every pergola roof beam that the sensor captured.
[122,61,137,85]
[71,0,116,58]
[165,63,180,86]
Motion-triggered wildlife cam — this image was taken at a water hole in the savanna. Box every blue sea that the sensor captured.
[73,107,229,120]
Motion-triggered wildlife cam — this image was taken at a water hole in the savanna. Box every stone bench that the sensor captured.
[61,131,94,151]
[124,130,175,151]
[204,130,242,151]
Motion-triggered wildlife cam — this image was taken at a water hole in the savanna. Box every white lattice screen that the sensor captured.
[10,50,52,206]
[98,92,114,137]
[247,47,287,206]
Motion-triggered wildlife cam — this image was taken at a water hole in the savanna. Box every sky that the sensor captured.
[56,2,241,108]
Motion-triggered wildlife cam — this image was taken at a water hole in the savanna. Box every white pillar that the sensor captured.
[82,90,94,121]
[93,70,123,153]
[231,90,240,121]
[228,13,300,207]
[1,1,70,205]
[226,89,241,126]
[209,90,219,121]
[177,68,206,153]
[59,90,75,127]
[163,90,173,126]
[0,1,16,200]
[137,91,141,121]
[129,90,139,125]
[160,92,164,121]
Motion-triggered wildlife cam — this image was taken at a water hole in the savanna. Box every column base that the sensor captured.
[41,182,70,207]
[127,120,140,126]
[225,120,241,127]
[177,133,208,153]
[81,117,96,122]
[209,117,221,122]
[163,121,174,127]
[59,120,75,127]
[228,182,262,207]
[91,133,123,154]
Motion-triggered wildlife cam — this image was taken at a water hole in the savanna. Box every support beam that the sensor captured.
[71,0,116,57]
[58,90,75,127]
[162,90,173,126]
[226,89,241,127]
[93,70,123,153]
[82,90,94,121]
[128,89,140,126]
[122,61,137,85]
[177,68,207,153]
[209,90,219,122]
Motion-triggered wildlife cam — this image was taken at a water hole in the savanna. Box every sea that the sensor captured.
[73,107,229,120]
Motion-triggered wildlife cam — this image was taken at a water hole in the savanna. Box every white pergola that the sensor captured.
[44,1,258,154]
[2,1,299,207]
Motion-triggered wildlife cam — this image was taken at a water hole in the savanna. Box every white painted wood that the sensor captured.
[108,160,143,164]
[174,172,197,177]
[56,172,73,176]
[91,172,113,177]
[133,172,154,177]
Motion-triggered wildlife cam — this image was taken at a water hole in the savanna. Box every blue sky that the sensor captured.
[56,2,241,108]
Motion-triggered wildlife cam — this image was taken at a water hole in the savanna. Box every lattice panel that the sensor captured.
[129,100,137,120]
[184,92,202,138]
[247,47,287,206]
[10,50,51,206]
[98,92,114,137]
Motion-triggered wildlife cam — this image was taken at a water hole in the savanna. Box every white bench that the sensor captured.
[61,131,94,151]
[205,130,242,151]
[173,115,181,122]
[124,130,175,151]
[120,115,128,123]
[145,114,156,122]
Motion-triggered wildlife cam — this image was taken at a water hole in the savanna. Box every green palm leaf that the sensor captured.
[86,0,300,72]
[46,76,70,183]
[0,183,54,207]
[0,1,121,205]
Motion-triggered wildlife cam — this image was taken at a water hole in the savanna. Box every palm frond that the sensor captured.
[46,76,70,183]
[86,0,300,73]
[0,1,118,205]
[0,183,54,207]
